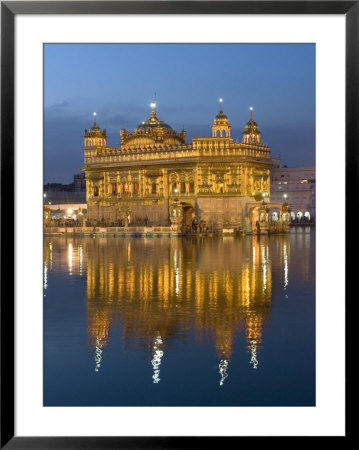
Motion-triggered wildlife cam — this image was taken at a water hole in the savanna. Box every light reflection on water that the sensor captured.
[44,230,315,406]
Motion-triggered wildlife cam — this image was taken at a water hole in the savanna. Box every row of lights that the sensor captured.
[262,192,287,200]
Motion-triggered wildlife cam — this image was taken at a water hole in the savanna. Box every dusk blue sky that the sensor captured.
[44,43,315,184]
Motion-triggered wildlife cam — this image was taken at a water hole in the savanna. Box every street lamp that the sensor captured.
[282,194,290,223]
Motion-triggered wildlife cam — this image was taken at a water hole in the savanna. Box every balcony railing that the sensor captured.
[84,144,271,167]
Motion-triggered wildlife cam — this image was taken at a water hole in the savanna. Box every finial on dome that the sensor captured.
[150,102,157,119]
[249,106,254,120]
[93,112,97,125]
[219,98,223,112]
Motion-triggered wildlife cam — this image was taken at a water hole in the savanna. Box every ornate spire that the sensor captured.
[84,112,107,147]
[242,106,261,144]
[219,97,223,113]
[212,98,231,137]
[150,102,157,120]
[249,106,254,121]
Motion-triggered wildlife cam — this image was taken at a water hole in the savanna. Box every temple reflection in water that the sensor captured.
[87,236,275,385]
[44,233,302,386]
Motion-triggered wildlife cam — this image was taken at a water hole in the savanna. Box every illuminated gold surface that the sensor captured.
[83,108,273,228]
[44,231,316,384]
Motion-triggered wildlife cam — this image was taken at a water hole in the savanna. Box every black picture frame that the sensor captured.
[1,1,354,447]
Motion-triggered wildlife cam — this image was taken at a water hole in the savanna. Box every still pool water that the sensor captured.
[44,228,315,406]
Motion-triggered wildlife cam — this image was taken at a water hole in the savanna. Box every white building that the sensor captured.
[270,166,315,222]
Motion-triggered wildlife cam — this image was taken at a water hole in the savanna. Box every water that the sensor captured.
[44,228,315,406]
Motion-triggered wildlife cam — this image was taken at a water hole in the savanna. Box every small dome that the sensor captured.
[246,118,258,127]
[245,110,259,128]
[134,109,173,132]
[215,109,228,120]
[84,115,106,137]
[135,120,173,131]
[242,110,261,144]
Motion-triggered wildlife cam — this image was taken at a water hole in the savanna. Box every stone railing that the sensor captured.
[44,226,175,234]
[84,143,271,167]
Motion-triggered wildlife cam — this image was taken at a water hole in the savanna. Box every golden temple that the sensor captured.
[83,102,290,233]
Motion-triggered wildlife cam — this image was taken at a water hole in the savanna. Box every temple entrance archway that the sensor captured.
[182,205,195,227]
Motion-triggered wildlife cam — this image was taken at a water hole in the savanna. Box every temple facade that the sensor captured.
[83,103,289,233]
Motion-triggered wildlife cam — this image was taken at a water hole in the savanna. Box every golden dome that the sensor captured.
[120,105,186,149]
[134,109,173,132]
[244,110,259,131]
[215,109,228,121]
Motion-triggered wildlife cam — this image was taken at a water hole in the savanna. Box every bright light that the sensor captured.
[94,337,103,373]
[219,359,229,386]
[68,243,73,274]
[150,102,156,109]
[67,208,73,214]
[174,188,178,193]
[151,335,164,384]
[249,106,253,111]
[283,194,287,199]
[43,193,46,198]
[93,112,97,116]
[219,98,223,103]
[250,340,258,369]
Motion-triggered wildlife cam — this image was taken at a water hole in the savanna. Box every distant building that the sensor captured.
[270,166,315,221]
[44,173,86,220]
[44,173,86,204]
[74,173,87,191]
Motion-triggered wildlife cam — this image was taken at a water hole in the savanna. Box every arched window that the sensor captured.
[93,186,99,197]
[152,183,157,194]
[189,181,195,193]
[181,182,186,194]
[172,182,178,194]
